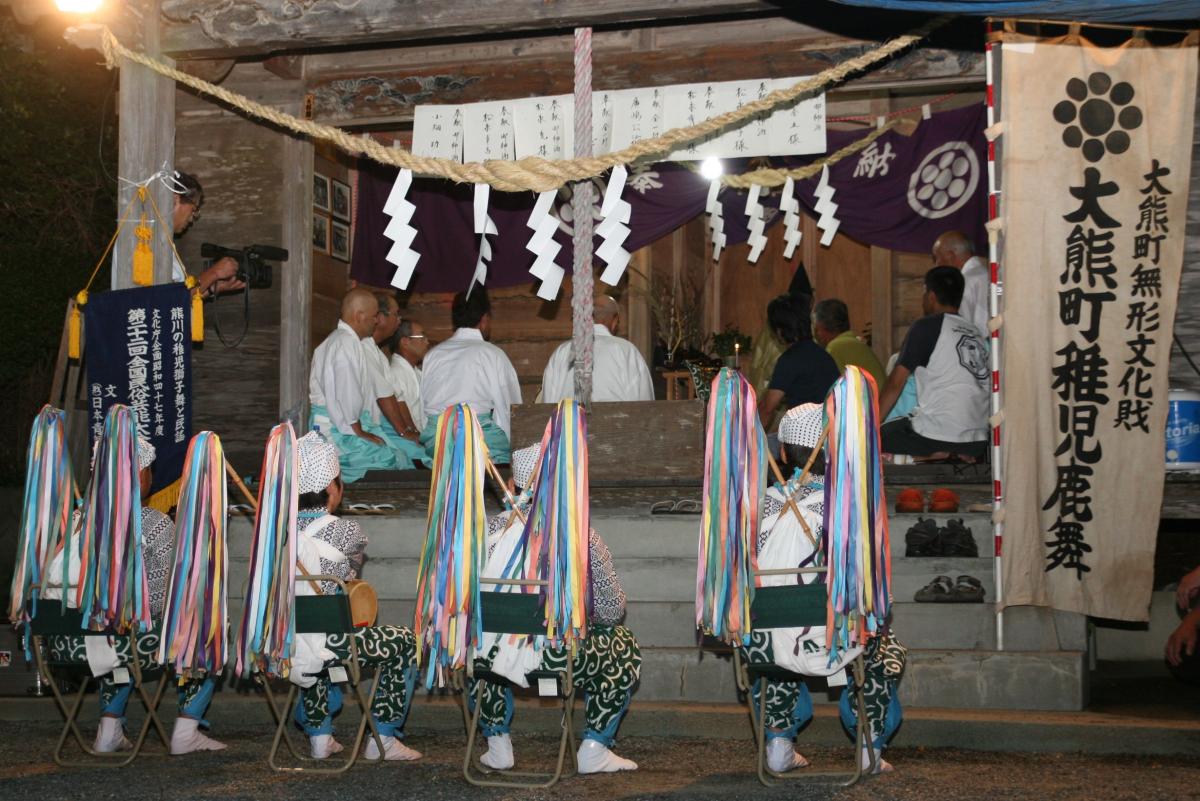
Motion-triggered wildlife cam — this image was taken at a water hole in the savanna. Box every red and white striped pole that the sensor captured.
[985,23,1005,652]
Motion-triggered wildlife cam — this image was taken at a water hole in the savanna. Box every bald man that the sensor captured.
[931,230,988,336]
[309,287,414,481]
[540,295,654,403]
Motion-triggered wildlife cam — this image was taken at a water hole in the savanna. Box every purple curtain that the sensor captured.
[351,103,987,293]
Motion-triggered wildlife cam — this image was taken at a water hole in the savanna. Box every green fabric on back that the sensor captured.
[295,594,354,634]
[480,591,546,635]
[749,584,828,630]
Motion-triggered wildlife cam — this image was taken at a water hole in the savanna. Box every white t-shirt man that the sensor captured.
[896,312,989,443]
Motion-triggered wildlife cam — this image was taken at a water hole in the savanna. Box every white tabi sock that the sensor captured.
[94,717,133,753]
[309,733,344,759]
[363,735,421,761]
[169,717,227,755]
[576,739,637,774]
[766,737,809,773]
[479,733,514,770]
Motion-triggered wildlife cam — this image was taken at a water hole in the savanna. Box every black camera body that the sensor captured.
[199,243,288,290]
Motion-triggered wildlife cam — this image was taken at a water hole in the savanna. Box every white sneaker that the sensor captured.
[94,717,133,753]
[766,737,809,773]
[860,746,894,774]
[576,739,637,774]
[479,734,514,770]
[169,717,227,755]
[362,735,421,761]
[309,734,345,759]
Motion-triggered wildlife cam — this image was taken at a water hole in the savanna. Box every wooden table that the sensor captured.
[661,370,696,401]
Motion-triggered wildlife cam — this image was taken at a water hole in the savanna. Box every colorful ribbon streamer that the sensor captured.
[76,405,151,635]
[158,431,228,678]
[823,366,892,664]
[8,405,76,625]
[413,404,488,688]
[695,368,767,644]
[234,422,299,679]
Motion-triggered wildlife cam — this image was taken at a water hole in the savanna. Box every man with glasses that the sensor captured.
[170,171,245,296]
[359,292,428,468]
[389,319,429,438]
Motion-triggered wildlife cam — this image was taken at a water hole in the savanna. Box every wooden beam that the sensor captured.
[279,101,314,430]
[177,58,236,84]
[626,247,653,369]
[113,0,175,288]
[308,39,982,124]
[159,0,776,59]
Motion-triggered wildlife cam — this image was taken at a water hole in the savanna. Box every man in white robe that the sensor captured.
[420,287,521,463]
[389,318,429,437]
[309,288,411,482]
[931,230,988,336]
[539,295,654,403]
[359,292,427,468]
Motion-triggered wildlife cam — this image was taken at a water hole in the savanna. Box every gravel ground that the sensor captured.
[1,721,1197,801]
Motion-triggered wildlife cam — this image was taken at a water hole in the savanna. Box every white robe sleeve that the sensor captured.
[539,342,571,405]
[627,344,655,402]
[321,337,367,435]
[491,350,523,440]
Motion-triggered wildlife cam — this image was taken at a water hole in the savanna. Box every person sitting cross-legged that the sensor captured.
[470,443,641,774]
[743,404,905,775]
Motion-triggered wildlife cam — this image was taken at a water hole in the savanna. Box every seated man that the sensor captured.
[359,292,428,468]
[758,292,840,428]
[743,405,903,774]
[812,298,885,387]
[878,266,989,460]
[540,295,654,403]
[309,287,413,482]
[44,436,225,755]
[1167,566,1200,685]
[471,443,640,774]
[389,318,429,439]
[289,431,421,761]
[420,287,521,463]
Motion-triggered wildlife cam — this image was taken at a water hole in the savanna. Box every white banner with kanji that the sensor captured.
[998,31,1197,621]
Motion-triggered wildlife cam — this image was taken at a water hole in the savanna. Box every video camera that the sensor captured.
[199,243,289,290]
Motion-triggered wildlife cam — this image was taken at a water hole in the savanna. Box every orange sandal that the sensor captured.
[929,488,960,513]
[895,488,925,514]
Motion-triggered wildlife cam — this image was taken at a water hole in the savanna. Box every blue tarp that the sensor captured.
[825,1,1200,22]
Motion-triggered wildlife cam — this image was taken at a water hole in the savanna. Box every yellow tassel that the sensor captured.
[145,479,181,514]
[132,213,154,286]
[186,276,204,344]
[68,290,88,360]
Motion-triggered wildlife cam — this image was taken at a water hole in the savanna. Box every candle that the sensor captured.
[734,341,740,369]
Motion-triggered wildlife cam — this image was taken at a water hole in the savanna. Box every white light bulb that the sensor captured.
[699,156,723,181]
[56,0,103,12]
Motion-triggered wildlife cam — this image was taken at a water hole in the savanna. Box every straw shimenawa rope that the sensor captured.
[99,18,945,193]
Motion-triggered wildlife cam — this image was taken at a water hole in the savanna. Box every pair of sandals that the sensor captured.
[914,574,985,603]
[650,498,701,515]
[895,487,959,514]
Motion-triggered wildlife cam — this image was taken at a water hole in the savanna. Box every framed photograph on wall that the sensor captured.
[331,179,352,221]
[313,212,330,254]
[331,219,351,262]
[313,173,331,212]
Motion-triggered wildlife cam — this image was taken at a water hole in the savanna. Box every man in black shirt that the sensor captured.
[758,293,840,427]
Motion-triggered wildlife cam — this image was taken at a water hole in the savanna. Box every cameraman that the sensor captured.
[171,171,246,296]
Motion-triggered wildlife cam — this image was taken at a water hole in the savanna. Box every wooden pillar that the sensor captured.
[870,245,893,363]
[627,247,652,365]
[279,98,314,429]
[113,0,175,289]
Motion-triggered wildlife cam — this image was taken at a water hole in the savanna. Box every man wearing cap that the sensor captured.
[44,435,226,755]
[420,287,522,463]
[310,288,415,483]
[468,442,641,774]
[290,431,422,762]
[742,405,904,775]
[539,295,654,403]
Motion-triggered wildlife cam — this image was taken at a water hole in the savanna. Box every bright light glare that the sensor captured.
[56,0,102,12]
[699,156,724,180]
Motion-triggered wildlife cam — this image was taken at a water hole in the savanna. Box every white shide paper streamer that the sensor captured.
[780,176,802,260]
[705,180,726,262]
[383,168,420,290]
[814,165,841,247]
[597,165,632,285]
[469,183,498,296]
[744,182,768,263]
[524,189,565,301]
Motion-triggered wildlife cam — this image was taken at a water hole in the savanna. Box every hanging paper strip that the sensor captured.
[597,165,632,285]
[76,404,151,634]
[234,422,299,679]
[413,404,488,688]
[814,164,841,247]
[705,179,726,261]
[509,400,592,647]
[823,366,891,665]
[525,189,565,301]
[158,431,229,678]
[383,167,421,290]
[8,405,76,625]
[744,183,768,263]
[469,183,498,295]
[695,368,767,644]
[780,176,803,260]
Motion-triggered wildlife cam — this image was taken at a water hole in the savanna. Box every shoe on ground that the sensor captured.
[94,716,133,753]
[953,574,986,602]
[363,735,421,761]
[309,734,345,759]
[577,739,637,773]
[479,733,514,770]
[170,717,227,755]
[914,575,955,603]
[904,517,941,557]
[929,488,959,513]
[939,518,979,557]
[861,747,894,774]
[766,737,809,773]
[895,488,925,514]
